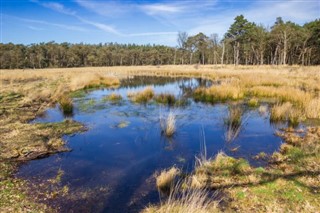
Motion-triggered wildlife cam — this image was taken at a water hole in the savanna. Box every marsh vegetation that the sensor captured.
[0,65,319,212]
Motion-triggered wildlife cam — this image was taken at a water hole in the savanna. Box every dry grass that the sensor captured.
[103,93,122,102]
[194,84,243,103]
[224,105,244,142]
[148,123,320,212]
[127,86,154,103]
[156,167,181,192]
[270,102,303,126]
[270,102,293,122]
[249,86,312,106]
[143,187,219,213]
[1,65,320,212]
[154,93,176,105]
[305,97,320,119]
[160,112,176,137]
[69,72,119,91]
[58,94,73,114]
[248,98,259,107]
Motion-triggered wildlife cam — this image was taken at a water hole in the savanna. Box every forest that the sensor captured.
[1,15,319,69]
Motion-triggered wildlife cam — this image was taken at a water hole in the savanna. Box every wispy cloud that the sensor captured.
[75,16,122,35]
[141,3,183,15]
[8,15,87,32]
[244,0,319,24]
[74,0,131,17]
[127,32,177,37]
[41,2,76,15]
[30,0,75,15]
[31,0,122,35]
[139,1,218,17]
[31,0,179,38]
[26,0,319,45]
[186,0,320,38]
[27,26,44,31]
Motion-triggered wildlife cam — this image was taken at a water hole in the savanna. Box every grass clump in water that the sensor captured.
[154,93,176,105]
[270,102,303,126]
[160,112,176,137]
[224,105,244,142]
[127,86,154,103]
[103,93,122,103]
[248,98,259,107]
[155,167,180,193]
[270,102,292,122]
[193,85,244,103]
[58,94,73,114]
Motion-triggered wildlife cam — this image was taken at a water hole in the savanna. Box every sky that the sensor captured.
[1,0,319,46]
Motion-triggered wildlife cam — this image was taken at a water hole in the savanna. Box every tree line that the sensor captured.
[1,15,319,69]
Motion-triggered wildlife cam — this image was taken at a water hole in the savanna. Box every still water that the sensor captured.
[17,76,282,212]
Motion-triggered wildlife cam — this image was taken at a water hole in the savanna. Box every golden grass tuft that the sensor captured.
[127,86,154,103]
[270,102,292,122]
[58,94,73,114]
[160,112,176,137]
[154,93,176,105]
[143,187,219,213]
[224,106,243,142]
[156,167,180,192]
[103,93,122,102]
[69,73,119,91]
[194,84,243,103]
[248,98,259,107]
[305,97,320,119]
[249,86,312,107]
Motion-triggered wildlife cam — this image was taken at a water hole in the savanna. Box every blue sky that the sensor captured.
[1,0,319,46]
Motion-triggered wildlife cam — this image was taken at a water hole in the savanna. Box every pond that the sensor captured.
[17,76,282,212]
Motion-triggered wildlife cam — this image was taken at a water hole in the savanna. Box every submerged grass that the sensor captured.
[0,162,51,212]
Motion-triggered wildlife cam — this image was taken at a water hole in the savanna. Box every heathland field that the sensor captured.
[1,65,319,212]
